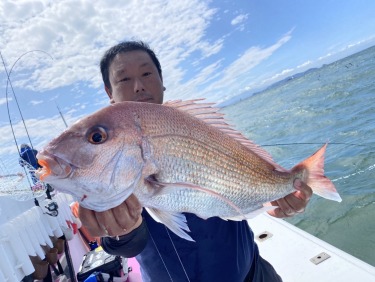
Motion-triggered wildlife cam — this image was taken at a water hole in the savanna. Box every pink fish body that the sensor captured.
[36,100,341,241]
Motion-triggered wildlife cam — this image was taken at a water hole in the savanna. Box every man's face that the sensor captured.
[105,50,164,104]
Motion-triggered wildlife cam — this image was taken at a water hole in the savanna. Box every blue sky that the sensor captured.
[1,0,375,170]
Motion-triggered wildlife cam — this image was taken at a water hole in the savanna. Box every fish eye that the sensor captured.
[87,127,108,144]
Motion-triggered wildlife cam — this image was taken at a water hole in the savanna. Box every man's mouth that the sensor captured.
[136,96,153,103]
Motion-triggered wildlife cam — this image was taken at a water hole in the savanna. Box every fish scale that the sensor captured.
[145,133,295,213]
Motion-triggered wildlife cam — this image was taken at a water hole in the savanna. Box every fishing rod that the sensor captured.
[2,50,53,153]
[1,50,58,215]
[56,103,68,128]
[0,52,36,198]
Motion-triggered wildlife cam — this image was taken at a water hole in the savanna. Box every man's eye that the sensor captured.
[120,77,130,82]
[143,72,152,77]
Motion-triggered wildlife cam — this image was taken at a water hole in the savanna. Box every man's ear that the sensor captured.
[105,86,115,104]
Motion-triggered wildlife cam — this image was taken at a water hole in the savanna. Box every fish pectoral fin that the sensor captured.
[145,207,195,242]
[221,205,277,221]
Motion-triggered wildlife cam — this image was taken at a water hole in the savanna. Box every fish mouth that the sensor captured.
[36,151,73,181]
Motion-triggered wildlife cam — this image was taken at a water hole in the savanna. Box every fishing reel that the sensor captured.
[45,200,59,217]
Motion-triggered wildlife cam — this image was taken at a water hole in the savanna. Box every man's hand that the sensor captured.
[267,179,313,218]
[78,194,143,237]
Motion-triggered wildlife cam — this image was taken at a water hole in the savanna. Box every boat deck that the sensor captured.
[248,214,375,281]
[67,213,375,281]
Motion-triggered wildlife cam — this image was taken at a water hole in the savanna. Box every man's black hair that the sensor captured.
[100,41,162,91]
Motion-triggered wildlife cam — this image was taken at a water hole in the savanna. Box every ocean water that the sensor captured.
[221,45,375,266]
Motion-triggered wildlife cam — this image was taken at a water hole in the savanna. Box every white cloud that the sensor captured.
[0,1,297,108]
[0,1,298,164]
[297,60,312,69]
[0,112,82,159]
[30,100,43,106]
[263,68,294,83]
[318,53,332,61]
[0,97,12,105]
[195,32,293,101]
[231,14,248,26]
[0,0,220,92]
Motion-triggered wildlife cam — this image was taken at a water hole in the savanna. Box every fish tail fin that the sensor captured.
[292,143,342,202]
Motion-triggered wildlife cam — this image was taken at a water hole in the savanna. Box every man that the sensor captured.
[19,143,54,198]
[19,144,41,185]
[79,41,312,281]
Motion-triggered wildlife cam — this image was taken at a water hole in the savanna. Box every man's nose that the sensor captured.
[134,78,145,93]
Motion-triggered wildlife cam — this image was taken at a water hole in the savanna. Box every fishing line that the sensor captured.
[260,142,365,147]
[0,158,11,175]
[165,227,191,282]
[148,228,174,282]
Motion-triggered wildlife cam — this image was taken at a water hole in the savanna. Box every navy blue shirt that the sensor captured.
[20,147,40,169]
[19,146,41,185]
[103,209,282,281]
[137,211,254,281]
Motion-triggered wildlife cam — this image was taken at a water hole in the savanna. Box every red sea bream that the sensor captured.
[36,100,341,241]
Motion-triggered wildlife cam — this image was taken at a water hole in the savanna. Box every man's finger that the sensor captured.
[78,206,103,237]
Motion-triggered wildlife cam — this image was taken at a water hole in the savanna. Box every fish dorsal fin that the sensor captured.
[164,99,286,171]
